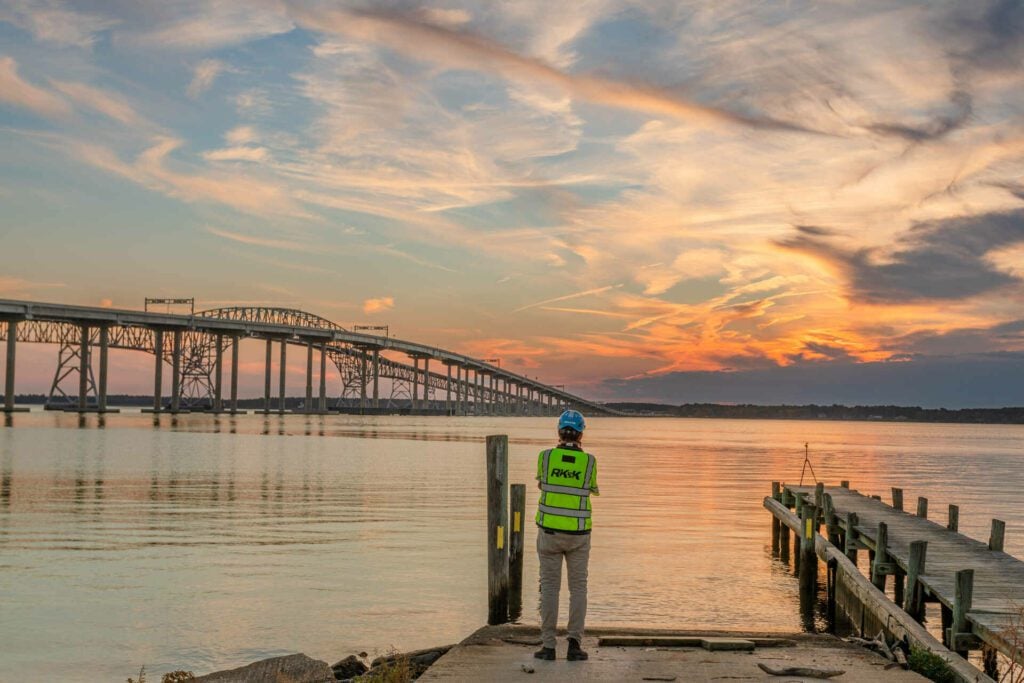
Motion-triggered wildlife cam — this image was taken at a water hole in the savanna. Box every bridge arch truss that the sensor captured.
[0,300,621,416]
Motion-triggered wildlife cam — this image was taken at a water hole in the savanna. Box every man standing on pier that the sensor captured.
[534,409,598,662]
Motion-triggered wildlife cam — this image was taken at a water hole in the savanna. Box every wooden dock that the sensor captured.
[791,485,1022,658]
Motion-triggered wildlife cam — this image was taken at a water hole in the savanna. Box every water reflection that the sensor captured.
[0,413,1021,680]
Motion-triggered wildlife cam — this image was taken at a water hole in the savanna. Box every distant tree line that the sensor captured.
[604,402,1024,424]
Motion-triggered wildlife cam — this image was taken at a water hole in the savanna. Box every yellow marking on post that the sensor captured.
[497,525,505,549]
[805,517,813,540]
[514,511,521,533]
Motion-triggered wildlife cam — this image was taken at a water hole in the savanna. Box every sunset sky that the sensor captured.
[2,1,1024,406]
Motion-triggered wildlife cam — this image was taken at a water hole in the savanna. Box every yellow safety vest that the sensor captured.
[536,447,596,532]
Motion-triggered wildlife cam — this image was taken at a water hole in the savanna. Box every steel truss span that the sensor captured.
[0,299,621,416]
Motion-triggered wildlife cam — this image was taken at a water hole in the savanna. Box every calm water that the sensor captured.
[1,412,1022,680]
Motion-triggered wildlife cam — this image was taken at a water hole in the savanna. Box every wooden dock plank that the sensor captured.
[788,485,1022,659]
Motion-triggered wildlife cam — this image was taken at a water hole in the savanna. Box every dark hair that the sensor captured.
[558,427,582,443]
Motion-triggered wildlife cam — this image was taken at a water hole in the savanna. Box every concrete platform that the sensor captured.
[418,625,927,682]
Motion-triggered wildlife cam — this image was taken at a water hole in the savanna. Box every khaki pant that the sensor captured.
[536,529,591,648]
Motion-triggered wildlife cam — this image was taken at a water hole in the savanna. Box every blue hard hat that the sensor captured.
[557,410,586,433]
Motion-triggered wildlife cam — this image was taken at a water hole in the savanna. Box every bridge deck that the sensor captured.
[789,485,1022,655]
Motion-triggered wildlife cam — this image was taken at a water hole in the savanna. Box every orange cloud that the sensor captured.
[362,297,394,314]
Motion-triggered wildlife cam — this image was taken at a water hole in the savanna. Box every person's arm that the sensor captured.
[590,458,599,495]
[536,451,544,490]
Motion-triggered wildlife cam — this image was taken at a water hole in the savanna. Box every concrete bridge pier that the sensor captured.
[318,343,327,413]
[152,329,164,412]
[491,375,499,416]
[371,348,380,409]
[421,357,430,412]
[277,339,286,414]
[213,333,224,412]
[360,350,369,413]
[3,319,18,412]
[230,336,240,413]
[77,324,89,411]
[304,341,314,414]
[263,338,272,413]
[445,362,452,415]
[170,329,182,413]
[411,357,420,412]
[97,326,109,413]
[456,366,464,413]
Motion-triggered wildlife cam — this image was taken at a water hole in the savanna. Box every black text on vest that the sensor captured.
[550,468,581,480]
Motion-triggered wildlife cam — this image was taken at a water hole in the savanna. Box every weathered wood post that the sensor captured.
[844,511,859,564]
[989,519,1006,552]
[948,504,959,532]
[893,570,905,608]
[814,482,824,515]
[508,483,525,622]
[771,482,781,552]
[823,493,840,546]
[891,487,904,511]
[916,496,928,519]
[486,435,509,625]
[779,495,791,564]
[799,504,818,614]
[950,569,974,658]
[793,493,807,571]
[871,521,890,591]
[905,540,928,622]
[983,646,1000,680]
[826,557,839,632]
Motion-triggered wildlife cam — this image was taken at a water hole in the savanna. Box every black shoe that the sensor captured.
[567,639,588,661]
[533,646,556,661]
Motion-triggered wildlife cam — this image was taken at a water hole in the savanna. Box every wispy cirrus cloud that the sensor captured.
[513,284,623,313]
[0,56,71,118]
[50,79,144,126]
[125,2,292,50]
[0,0,116,48]
[287,5,821,133]
[187,58,227,98]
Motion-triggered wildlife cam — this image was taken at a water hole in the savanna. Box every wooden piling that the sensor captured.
[823,493,840,546]
[983,645,1000,679]
[844,511,859,565]
[826,557,838,632]
[948,504,959,532]
[891,487,904,511]
[870,522,889,591]
[779,510,791,563]
[799,505,818,613]
[485,435,509,625]
[917,496,928,519]
[905,540,928,622]
[771,482,781,552]
[815,482,825,512]
[950,569,974,657]
[989,520,1006,552]
[508,483,525,622]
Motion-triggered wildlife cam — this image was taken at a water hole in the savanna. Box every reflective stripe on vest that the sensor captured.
[538,504,590,518]
[536,447,594,532]
[540,483,591,496]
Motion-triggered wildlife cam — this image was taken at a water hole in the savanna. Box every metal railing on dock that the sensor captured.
[765,481,1022,683]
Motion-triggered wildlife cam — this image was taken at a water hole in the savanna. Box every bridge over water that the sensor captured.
[0,299,620,416]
